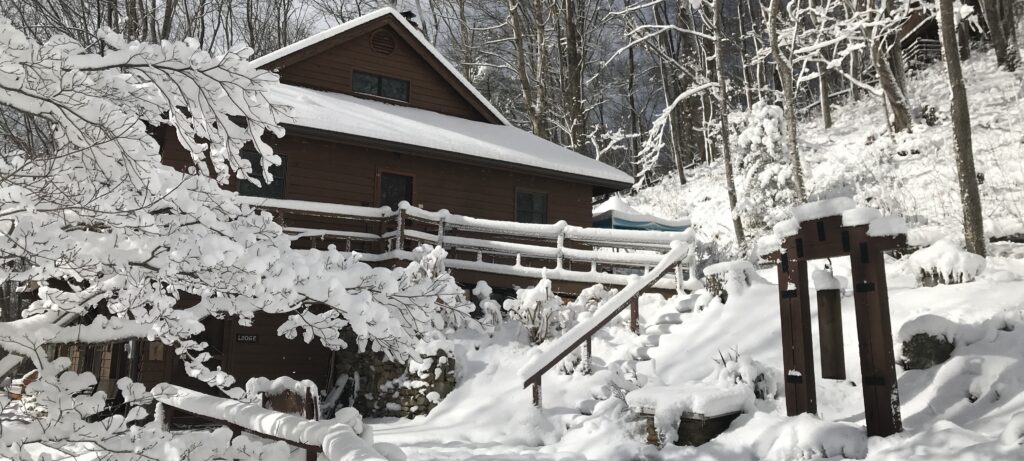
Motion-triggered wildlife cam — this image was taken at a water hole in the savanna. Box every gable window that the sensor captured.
[379,172,413,210]
[238,151,286,199]
[515,189,548,224]
[352,71,409,102]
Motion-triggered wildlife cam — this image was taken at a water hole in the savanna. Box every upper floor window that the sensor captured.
[239,151,286,199]
[352,70,409,102]
[515,189,548,224]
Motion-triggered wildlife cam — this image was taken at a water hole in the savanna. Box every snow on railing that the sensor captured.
[517,238,693,407]
[152,384,393,461]
[239,196,690,291]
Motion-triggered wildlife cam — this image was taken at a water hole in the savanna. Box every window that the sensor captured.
[238,151,286,199]
[515,190,548,224]
[352,70,409,102]
[379,172,413,209]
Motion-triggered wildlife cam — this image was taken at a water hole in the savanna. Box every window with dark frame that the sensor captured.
[515,190,548,224]
[238,151,286,199]
[352,70,409,102]
[379,172,413,210]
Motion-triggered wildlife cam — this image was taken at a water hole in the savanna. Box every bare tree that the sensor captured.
[937,0,987,255]
[768,0,806,200]
[713,0,745,245]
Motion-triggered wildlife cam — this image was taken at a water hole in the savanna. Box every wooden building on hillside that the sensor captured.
[161,8,631,227]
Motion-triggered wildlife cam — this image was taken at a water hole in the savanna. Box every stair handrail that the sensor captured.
[518,237,693,407]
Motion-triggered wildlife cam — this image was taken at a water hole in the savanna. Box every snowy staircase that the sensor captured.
[573,293,699,416]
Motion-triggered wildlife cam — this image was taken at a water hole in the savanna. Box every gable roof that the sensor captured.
[251,8,510,126]
[268,84,634,190]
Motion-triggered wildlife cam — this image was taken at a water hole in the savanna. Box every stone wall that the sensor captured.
[330,346,456,419]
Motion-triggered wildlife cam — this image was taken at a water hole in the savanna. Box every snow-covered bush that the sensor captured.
[473,281,503,328]
[702,260,762,303]
[710,349,781,401]
[564,284,616,329]
[0,18,469,457]
[734,101,798,233]
[908,239,987,285]
[502,279,564,344]
[754,413,868,460]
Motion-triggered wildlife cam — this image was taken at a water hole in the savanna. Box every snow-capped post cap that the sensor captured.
[791,197,856,223]
[756,234,783,256]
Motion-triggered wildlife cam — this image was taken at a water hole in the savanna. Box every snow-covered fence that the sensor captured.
[152,384,397,461]
[239,196,690,293]
[518,241,693,407]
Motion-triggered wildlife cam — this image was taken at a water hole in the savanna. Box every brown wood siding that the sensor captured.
[160,132,594,227]
[277,25,489,122]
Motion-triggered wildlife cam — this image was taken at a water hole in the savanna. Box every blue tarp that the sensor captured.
[592,196,690,232]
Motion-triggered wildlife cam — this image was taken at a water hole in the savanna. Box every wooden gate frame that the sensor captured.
[771,214,904,437]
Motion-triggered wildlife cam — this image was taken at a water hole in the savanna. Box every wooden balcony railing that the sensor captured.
[238,196,690,294]
[517,241,693,407]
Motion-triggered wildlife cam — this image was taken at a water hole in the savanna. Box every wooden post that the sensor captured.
[437,215,446,248]
[630,295,640,335]
[395,209,406,252]
[532,379,542,407]
[556,230,565,270]
[581,337,592,374]
[816,288,846,380]
[849,229,902,437]
[776,249,817,417]
[304,387,318,461]
[676,262,685,294]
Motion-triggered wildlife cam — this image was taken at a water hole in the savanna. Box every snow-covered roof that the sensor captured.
[251,7,510,126]
[269,83,634,188]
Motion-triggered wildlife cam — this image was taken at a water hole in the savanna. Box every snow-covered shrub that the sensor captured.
[908,239,987,285]
[502,279,564,344]
[754,413,868,460]
[734,101,798,233]
[710,349,781,401]
[564,284,616,329]
[702,260,762,303]
[473,281,503,328]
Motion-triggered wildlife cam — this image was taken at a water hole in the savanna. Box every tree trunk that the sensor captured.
[818,63,833,128]
[714,0,746,245]
[938,0,987,256]
[562,0,586,152]
[768,0,806,201]
[872,36,912,132]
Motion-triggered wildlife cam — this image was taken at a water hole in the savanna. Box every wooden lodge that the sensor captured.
[55,8,692,413]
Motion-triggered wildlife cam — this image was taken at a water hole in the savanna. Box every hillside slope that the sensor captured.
[630,51,1024,252]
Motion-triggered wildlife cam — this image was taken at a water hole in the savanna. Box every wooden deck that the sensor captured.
[239,197,690,297]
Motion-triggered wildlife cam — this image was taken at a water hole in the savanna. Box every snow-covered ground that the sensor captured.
[370,244,1024,460]
[364,50,1024,461]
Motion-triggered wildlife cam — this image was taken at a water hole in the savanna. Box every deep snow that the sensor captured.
[370,245,1024,460]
